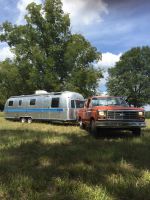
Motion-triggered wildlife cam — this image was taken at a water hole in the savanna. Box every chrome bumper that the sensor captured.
[95,120,146,128]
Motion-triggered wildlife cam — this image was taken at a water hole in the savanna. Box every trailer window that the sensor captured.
[51,98,59,108]
[71,100,75,108]
[30,99,36,105]
[19,100,22,106]
[76,100,85,108]
[8,101,13,106]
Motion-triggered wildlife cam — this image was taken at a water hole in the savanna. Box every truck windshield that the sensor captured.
[92,97,128,107]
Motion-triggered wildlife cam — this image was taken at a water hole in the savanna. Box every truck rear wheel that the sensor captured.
[90,120,98,137]
[132,128,141,136]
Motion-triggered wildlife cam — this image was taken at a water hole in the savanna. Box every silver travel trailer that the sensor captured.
[4,91,85,123]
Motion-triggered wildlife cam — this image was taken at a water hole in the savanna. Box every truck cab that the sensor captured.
[77,96,146,136]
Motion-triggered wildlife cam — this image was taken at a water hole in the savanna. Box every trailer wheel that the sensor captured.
[132,128,141,136]
[20,117,26,123]
[90,120,98,138]
[27,118,32,124]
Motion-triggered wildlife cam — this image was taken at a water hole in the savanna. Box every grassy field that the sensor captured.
[0,112,150,200]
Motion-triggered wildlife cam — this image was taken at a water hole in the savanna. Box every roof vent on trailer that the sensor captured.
[35,90,48,94]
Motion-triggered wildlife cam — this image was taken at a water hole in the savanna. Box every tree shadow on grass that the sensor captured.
[0,128,150,199]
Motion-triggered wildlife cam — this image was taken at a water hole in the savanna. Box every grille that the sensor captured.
[107,111,139,120]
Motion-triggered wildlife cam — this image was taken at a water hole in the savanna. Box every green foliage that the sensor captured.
[64,34,102,96]
[145,112,150,119]
[65,67,102,97]
[107,47,150,107]
[0,0,102,106]
[0,60,22,109]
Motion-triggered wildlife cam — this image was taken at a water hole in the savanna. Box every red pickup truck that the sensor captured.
[77,96,146,136]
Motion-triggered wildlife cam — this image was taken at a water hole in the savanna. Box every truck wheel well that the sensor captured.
[90,117,95,122]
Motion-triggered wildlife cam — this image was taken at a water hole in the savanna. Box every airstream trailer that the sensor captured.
[4,91,85,123]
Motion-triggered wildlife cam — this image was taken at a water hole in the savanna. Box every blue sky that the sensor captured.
[63,0,150,53]
[0,0,149,53]
[0,0,150,109]
[1,0,149,68]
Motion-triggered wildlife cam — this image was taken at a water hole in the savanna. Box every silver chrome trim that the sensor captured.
[107,110,143,120]
[95,120,146,128]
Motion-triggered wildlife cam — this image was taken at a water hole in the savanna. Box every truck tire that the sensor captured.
[90,120,98,137]
[79,119,86,129]
[132,128,141,136]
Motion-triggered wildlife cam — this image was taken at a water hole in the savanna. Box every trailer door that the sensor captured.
[70,100,85,120]
[50,97,61,120]
[42,97,51,120]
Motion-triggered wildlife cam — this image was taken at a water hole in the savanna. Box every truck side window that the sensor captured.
[8,101,13,106]
[71,100,75,108]
[51,98,59,108]
[30,99,36,105]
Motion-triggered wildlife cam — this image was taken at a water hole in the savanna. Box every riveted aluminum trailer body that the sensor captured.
[4,91,84,122]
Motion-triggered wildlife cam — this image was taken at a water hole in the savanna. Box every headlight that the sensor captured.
[138,111,144,116]
[98,111,106,116]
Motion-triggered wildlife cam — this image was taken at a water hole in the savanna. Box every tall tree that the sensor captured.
[0,0,71,93]
[0,0,102,103]
[0,59,22,109]
[107,46,150,107]
[64,34,102,96]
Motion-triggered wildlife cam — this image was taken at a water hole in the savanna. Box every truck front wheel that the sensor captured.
[90,120,98,137]
[132,128,141,136]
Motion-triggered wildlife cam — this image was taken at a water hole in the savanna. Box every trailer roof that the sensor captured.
[9,91,81,98]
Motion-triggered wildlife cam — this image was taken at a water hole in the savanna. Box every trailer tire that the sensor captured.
[20,117,26,123]
[27,118,32,124]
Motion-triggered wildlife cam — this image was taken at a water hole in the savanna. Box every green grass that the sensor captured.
[0,112,4,117]
[0,115,150,200]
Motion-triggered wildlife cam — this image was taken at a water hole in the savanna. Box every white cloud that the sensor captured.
[0,47,14,61]
[144,105,150,111]
[62,0,108,29]
[17,0,42,24]
[97,52,122,92]
[98,52,122,69]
